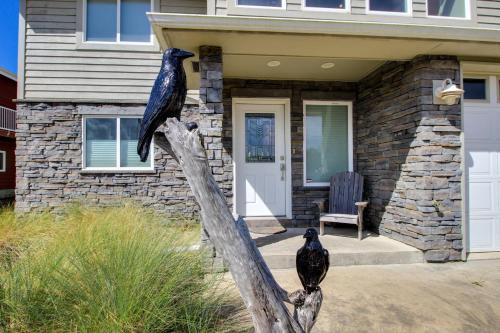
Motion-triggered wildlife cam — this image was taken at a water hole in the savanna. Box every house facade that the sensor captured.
[16,0,500,262]
[0,67,17,201]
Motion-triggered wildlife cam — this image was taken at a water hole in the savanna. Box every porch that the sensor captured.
[252,226,424,269]
[149,14,467,262]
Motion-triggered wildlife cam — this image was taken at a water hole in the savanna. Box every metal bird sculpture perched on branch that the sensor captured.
[296,228,330,293]
[137,48,195,162]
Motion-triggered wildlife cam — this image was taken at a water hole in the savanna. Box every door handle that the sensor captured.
[280,162,285,181]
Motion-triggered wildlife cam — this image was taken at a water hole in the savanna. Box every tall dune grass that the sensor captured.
[0,204,244,333]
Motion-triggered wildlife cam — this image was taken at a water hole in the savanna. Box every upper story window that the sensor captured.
[427,0,469,19]
[85,0,152,43]
[236,0,284,7]
[368,0,410,14]
[304,0,348,11]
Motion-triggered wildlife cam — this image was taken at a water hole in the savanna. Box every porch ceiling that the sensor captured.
[148,14,500,89]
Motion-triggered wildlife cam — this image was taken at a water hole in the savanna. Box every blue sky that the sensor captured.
[0,0,19,74]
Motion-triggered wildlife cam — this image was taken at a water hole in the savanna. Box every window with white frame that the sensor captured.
[85,0,152,43]
[304,102,353,186]
[304,0,348,10]
[83,117,153,170]
[427,0,468,18]
[463,78,488,101]
[368,0,410,14]
[0,150,5,172]
[236,0,283,7]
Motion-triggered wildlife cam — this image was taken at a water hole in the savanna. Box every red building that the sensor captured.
[0,67,17,202]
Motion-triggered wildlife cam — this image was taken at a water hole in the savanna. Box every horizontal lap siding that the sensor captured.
[24,0,166,102]
[477,0,500,27]
[160,0,207,14]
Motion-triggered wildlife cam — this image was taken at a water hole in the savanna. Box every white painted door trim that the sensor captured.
[232,98,292,219]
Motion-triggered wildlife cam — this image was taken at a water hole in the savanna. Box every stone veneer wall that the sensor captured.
[356,56,463,262]
[15,102,202,216]
[223,79,357,226]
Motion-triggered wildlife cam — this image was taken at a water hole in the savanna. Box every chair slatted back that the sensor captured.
[329,171,364,215]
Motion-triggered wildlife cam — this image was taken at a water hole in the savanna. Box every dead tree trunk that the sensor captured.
[155,118,322,333]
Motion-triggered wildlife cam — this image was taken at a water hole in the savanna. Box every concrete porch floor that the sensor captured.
[252,225,424,269]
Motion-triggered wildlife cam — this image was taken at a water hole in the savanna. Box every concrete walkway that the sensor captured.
[270,260,500,333]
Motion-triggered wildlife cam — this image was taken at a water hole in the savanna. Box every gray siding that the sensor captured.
[22,0,207,102]
[477,0,500,26]
[160,0,207,14]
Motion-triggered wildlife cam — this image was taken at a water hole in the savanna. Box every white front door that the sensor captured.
[465,75,500,252]
[234,102,287,217]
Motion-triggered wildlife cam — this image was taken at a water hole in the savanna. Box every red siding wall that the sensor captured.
[0,75,16,109]
[0,138,15,190]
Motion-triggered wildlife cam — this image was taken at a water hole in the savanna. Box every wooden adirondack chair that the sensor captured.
[313,171,368,240]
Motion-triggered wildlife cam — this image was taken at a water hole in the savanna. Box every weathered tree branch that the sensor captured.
[156,118,322,333]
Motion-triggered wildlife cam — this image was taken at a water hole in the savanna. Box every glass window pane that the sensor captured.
[305,0,346,9]
[370,0,407,12]
[245,113,275,163]
[428,0,466,17]
[464,79,487,100]
[120,118,151,167]
[237,0,282,7]
[306,105,349,184]
[120,0,151,42]
[86,0,117,42]
[86,118,117,168]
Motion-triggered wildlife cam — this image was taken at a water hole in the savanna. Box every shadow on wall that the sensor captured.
[356,55,463,262]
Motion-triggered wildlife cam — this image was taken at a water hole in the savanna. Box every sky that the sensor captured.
[0,0,19,75]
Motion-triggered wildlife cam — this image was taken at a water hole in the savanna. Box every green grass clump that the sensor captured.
[0,204,243,333]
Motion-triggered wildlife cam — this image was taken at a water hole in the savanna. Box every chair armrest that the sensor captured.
[312,199,327,214]
[355,201,368,208]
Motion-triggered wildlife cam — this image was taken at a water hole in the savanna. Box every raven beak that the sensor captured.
[177,50,194,59]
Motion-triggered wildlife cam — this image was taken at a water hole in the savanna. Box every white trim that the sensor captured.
[426,0,471,20]
[0,68,16,82]
[82,115,154,172]
[303,100,353,187]
[366,0,412,17]
[235,0,286,10]
[301,0,351,13]
[82,0,155,46]
[0,150,6,172]
[17,0,26,99]
[147,13,500,44]
[232,98,292,219]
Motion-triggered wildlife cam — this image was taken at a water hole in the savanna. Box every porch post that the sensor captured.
[198,45,227,269]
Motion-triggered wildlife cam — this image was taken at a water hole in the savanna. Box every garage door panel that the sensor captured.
[467,151,493,176]
[469,182,495,213]
[465,111,493,141]
[469,217,496,251]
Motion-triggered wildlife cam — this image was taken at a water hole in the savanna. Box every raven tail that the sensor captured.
[137,134,152,162]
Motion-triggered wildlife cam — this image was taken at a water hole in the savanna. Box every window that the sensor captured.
[304,0,348,11]
[427,0,468,18]
[83,117,153,171]
[304,102,353,186]
[237,0,283,7]
[368,0,410,14]
[245,113,275,163]
[464,78,487,100]
[85,0,152,43]
[0,151,5,172]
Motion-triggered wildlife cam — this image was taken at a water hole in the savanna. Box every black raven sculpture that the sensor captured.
[137,48,195,162]
[296,228,330,293]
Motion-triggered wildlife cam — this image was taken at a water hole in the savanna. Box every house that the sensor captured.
[15,0,500,262]
[0,67,16,202]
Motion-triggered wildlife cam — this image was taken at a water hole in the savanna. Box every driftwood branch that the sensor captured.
[156,118,322,333]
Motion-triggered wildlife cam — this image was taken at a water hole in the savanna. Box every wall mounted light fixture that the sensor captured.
[433,78,464,105]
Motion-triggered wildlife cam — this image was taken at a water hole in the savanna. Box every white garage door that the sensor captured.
[465,75,500,252]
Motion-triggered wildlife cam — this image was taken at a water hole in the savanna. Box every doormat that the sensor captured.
[245,219,287,235]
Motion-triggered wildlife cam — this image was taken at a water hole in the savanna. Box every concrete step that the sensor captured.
[253,227,424,269]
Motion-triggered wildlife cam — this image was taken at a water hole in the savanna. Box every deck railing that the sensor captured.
[0,106,16,131]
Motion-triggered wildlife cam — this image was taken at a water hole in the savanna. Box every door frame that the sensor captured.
[232,97,292,219]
